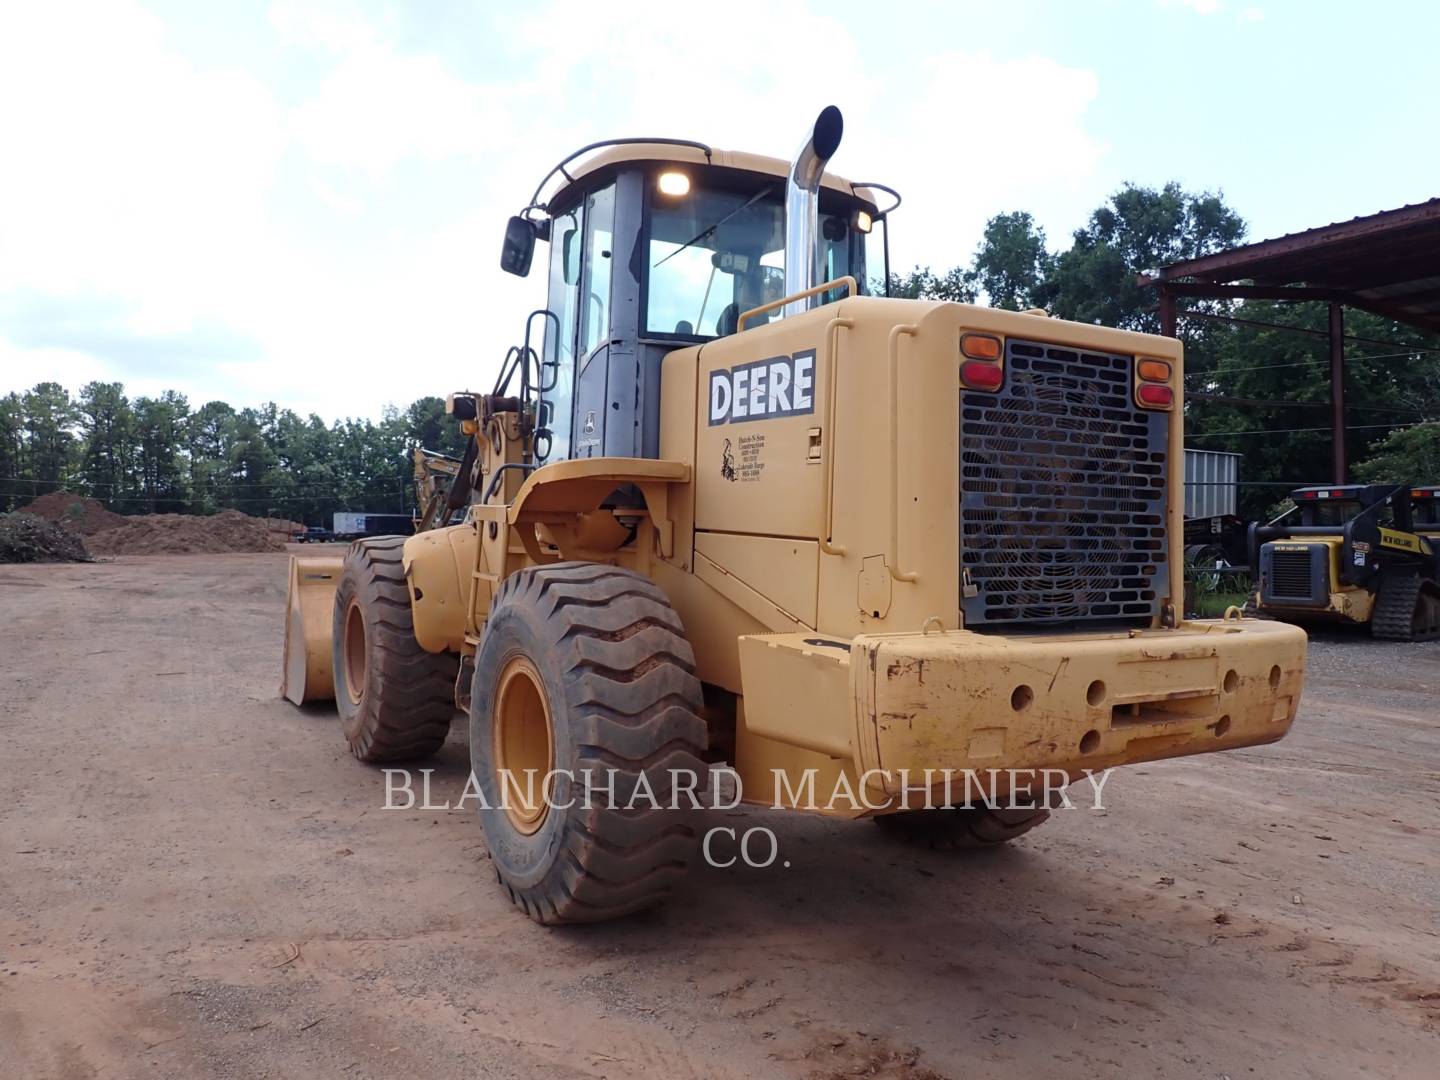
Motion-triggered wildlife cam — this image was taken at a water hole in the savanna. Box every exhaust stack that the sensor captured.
[784,106,844,316]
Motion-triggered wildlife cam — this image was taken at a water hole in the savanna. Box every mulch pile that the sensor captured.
[86,510,287,556]
[0,513,92,563]
[19,493,289,556]
[21,492,125,534]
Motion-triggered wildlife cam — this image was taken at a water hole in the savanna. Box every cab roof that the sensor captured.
[542,141,883,213]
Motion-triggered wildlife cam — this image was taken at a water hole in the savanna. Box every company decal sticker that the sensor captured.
[709,349,816,426]
[720,434,766,482]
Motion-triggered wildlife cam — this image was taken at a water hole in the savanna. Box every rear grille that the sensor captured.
[960,340,1169,627]
[1268,549,1316,600]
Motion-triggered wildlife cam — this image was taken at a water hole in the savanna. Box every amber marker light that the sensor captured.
[1138,359,1172,382]
[960,333,1002,361]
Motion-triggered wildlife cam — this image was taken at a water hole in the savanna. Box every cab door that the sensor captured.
[571,183,616,458]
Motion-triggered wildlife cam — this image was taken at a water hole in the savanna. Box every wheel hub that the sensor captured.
[342,598,367,705]
[493,655,554,834]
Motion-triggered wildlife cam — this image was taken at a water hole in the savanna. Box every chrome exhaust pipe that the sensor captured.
[784,105,843,316]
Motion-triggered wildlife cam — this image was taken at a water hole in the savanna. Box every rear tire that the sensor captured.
[874,804,1051,850]
[332,536,459,762]
[470,563,708,924]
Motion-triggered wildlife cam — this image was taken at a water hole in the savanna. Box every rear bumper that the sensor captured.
[1256,587,1375,626]
[737,618,1306,802]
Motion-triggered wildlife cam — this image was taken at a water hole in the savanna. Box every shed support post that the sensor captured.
[1328,302,1346,484]
[1159,286,1177,338]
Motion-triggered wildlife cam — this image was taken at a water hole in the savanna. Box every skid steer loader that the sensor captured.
[1249,484,1440,640]
[282,107,1307,924]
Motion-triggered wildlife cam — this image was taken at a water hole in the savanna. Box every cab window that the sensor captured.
[645,175,869,339]
[542,202,583,461]
[579,185,615,357]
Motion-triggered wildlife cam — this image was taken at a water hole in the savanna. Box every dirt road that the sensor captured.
[1,552,1436,1078]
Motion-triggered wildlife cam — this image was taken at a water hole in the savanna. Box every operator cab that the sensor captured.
[1288,484,1410,530]
[497,125,892,467]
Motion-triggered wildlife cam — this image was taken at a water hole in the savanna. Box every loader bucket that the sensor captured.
[281,555,344,705]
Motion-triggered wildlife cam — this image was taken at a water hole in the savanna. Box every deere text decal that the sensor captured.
[708,349,816,425]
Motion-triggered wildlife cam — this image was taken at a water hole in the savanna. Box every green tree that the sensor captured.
[1043,182,1245,332]
[21,382,77,496]
[0,393,25,509]
[971,212,1053,311]
[887,265,976,302]
[77,381,134,508]
[1352,423,1440,483]
[231,406,279,510]
[131,391,190,512]
[404,396,466,458]
[188,400,238,513]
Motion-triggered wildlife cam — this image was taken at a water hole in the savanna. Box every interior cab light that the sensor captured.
[1138,359,1172,382]
[960,333,1002,361]
[656,171,690,197]
[961,360,1003,391]
[1136,383,1173,408]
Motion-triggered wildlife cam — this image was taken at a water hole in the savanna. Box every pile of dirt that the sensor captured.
[21,492,126,535]
[87,509,287,556]
[0,513,92,563]
[19,493,298,555]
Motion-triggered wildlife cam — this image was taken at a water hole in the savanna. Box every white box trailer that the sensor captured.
[1184,449,1240,519]
[333,512,368,536]
[332,512,417,539]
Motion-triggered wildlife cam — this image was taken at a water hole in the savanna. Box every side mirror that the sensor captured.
[501,216,536,277]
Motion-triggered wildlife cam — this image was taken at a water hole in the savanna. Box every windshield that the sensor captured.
[645,177,869,338]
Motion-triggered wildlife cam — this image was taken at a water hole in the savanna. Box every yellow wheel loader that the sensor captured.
[1249,484,1440,640]
[282,107,1307,924]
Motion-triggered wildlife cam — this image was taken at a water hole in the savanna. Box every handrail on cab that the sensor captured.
[737,275,858,332]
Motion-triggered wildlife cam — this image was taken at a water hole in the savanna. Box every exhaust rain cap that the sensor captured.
[784,106,844,315]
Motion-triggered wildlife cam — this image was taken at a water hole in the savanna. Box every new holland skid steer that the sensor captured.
[1249,484,1440,639]
[282,107,1307,924]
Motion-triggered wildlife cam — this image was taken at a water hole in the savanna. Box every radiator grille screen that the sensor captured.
[1268,549,1315,600]
[960,340,1169,627]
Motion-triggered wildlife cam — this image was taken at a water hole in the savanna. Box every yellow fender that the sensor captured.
[280,555,344,705]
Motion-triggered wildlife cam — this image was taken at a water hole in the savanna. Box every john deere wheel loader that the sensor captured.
[1249,484,1440,640]
[282,107,1307,924]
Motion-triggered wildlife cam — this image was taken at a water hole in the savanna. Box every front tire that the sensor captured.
[332,536,459,762]
[471,563,708,924]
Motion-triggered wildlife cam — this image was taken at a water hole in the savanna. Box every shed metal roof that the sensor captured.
[1143,198,1440,333]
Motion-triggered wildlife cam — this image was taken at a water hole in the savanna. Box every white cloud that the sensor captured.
[0,0,1108,421]
[1156,0,1223,12]
[852,52,1105,268]
[286,36,504,175]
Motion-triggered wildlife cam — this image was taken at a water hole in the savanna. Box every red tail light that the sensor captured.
[1137,383,1172,408]
[961,360,1003,391]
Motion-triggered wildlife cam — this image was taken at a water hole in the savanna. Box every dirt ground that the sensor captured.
[1,551,1436,1079]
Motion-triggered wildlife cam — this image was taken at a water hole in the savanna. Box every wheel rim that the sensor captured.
[493,655,554,835]
[342,598,367,705]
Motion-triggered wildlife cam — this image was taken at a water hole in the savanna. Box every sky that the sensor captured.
[2,0,1437,421]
